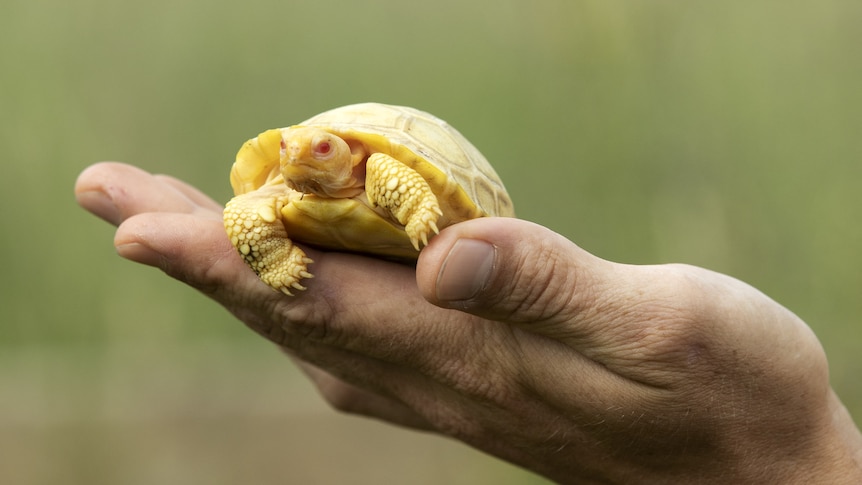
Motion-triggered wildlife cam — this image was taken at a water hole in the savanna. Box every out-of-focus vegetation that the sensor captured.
[1,1,860,483]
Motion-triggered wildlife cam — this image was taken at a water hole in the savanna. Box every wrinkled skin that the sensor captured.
[76,162,862,484]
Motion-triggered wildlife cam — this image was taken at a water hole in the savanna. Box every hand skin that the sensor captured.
[75,162,862,484]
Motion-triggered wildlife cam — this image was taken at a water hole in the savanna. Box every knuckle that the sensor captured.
[497,239,585,325]
[276,296,336,345]
[601,265,738,378]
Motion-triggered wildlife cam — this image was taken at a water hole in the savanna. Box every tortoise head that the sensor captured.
[280,126,364,198]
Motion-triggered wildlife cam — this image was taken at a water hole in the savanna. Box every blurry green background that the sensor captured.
[2,0,860,483]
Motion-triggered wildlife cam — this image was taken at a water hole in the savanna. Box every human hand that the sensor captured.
[76,162,862,484]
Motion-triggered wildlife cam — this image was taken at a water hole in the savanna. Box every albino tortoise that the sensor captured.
[224,102,514,295]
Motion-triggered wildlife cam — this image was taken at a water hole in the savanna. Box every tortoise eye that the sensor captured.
[311,134,337,160]
[315,141,331,156]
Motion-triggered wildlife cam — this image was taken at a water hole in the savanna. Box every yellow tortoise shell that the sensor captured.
[228,102,514,259]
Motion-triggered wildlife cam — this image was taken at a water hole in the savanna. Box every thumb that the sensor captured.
[417,217,613,329]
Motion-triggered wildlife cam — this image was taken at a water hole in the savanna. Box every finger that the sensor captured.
[416,218,819,390]
[417,217,613,325]
[114,211,268,302]
[75,162,218,225]
[116,208,641,424]
[415,218,687,366]
[115,210,453,428]
[114,207,522,394]
[114,209,429,357]
[154,173,226,213]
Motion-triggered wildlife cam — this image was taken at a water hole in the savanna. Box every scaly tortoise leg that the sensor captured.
[224,191,313,295]
[365,152,443,250]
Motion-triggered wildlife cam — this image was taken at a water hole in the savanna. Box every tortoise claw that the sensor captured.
[225,194,314,296]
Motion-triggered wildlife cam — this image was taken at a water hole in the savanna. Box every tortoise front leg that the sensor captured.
[224,191,313,295]
[364,153,443,250]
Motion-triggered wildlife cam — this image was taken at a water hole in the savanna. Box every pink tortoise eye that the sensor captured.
[314,140,332,157]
